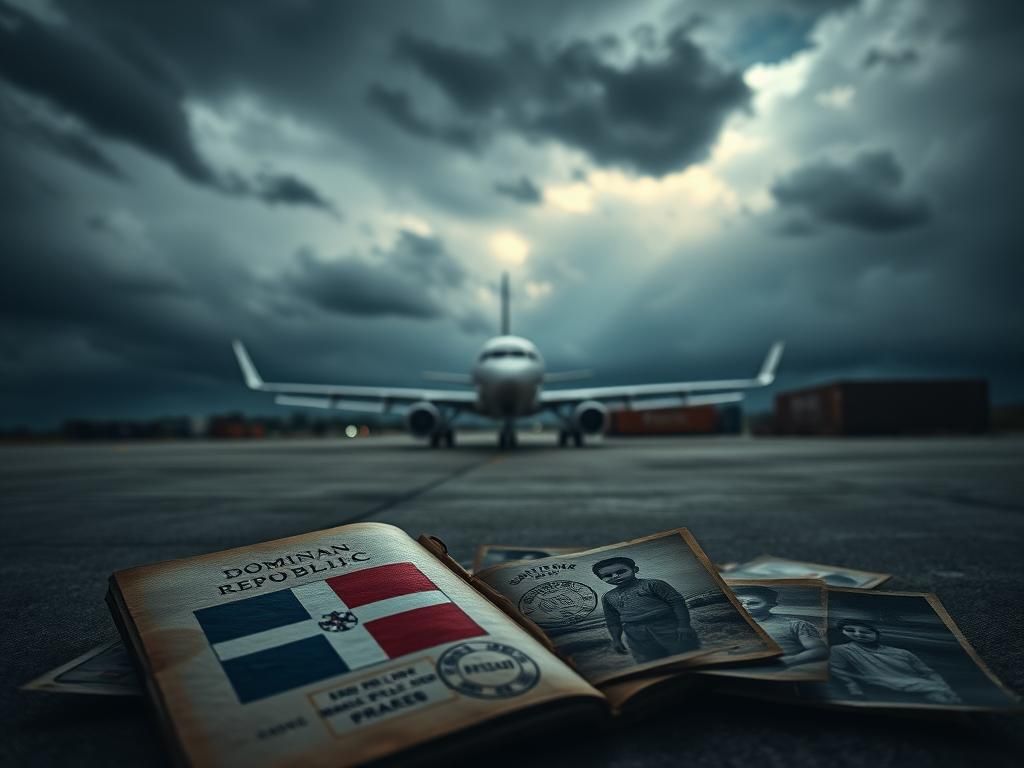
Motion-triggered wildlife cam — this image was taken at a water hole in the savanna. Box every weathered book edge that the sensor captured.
[106,577,190,767]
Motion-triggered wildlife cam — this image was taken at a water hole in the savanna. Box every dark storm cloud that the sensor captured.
[218,171,341,217]
[771,151,931,233]
[373,26,751,177]
[0,2,338,215]
[253,173,339,216]
[494,176,542,204]
[364,85,482,151]
[30,122,125,180]
[0,1,213,182]
[666,0,859,67]
[0,160,481,427]
[946,0,1024,42]
[287,231,466,319]
[289,252,441,319]
[0,98,125,180]
[862,47,920,70]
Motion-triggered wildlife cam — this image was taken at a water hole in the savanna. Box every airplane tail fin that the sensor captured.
[757,342,785,385]
[500,272,510,335]
[232,340,265,390]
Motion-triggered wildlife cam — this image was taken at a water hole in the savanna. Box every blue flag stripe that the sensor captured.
[195,589,310,645]
[222,635,349,704]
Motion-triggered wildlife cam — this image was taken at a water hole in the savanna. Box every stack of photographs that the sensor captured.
[708,555,1018,711]
[476,548,1020,713]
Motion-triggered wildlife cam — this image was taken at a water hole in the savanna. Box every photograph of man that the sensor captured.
[593,556,699,663]
[830,619,960,704]
[733,586,827,667]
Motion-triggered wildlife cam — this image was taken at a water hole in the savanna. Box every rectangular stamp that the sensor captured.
[309,657,455,737]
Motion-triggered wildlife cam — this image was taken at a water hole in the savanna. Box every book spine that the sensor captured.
[416,535,562,658]
[106,579,192,767]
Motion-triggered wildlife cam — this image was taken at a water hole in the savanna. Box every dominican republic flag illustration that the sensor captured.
[194,562,485,703]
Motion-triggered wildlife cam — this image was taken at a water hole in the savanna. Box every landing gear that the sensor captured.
[498,424,518,450]
[429,429,455,448]
[558,429,584,448]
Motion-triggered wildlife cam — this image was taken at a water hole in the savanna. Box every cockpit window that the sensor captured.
[480,348,536,361]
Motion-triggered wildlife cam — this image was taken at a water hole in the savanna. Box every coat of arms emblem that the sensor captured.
[319,610,359,632]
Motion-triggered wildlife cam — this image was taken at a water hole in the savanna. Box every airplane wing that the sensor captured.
[538,342,784,407]
[232,340,477,412]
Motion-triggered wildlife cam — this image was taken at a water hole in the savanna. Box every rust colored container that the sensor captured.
[610,405,720,435]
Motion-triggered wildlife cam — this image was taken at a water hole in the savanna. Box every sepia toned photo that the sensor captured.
[797,590,1020,711]
[476,529,780,685]
[703,579,828,681]
[472,544,577,573]
[722,554,890,589]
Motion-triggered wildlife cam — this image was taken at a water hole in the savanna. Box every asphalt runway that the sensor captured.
[2,433,1022,766]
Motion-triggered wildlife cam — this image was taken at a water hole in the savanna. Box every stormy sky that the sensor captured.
[1,0,1022,427]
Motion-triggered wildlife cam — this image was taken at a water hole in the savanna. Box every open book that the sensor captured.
[108,524,779,767]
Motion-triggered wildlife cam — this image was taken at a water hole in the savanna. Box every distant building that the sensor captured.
[773,380,989,435]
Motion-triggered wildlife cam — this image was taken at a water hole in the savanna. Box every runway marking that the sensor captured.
[334,455,499,526]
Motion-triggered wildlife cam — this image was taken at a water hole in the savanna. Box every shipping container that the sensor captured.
[774,380,989,435]
[609,404,742,436]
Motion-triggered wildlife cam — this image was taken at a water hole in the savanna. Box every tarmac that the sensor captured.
[1,433,1022,766]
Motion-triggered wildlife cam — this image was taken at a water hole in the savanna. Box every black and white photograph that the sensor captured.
[476,529,780,684]
[722,555,890,589]
[798,590,1019,711]
[472,545,576,573]
[704,579,828,681]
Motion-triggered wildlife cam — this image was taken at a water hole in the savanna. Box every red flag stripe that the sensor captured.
[327,562,437,608]
[364,602,486,658]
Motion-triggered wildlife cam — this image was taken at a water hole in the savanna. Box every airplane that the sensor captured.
[232,274,784,449]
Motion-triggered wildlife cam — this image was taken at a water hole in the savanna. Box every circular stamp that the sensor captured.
[437,641,540,699]
[518,580,598,627]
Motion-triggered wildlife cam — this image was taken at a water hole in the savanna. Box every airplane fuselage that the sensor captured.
[471,335,544,419]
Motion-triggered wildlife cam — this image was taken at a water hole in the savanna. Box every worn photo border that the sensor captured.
[472,545,578,574]
[731,554,891,589]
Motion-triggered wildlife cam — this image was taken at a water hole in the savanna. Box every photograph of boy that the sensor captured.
[733,586,827,667]
[830,619,959,704]
[593,556,699,663]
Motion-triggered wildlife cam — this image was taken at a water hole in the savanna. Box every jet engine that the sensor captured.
[572,400,609,435]
[406,401,443,437]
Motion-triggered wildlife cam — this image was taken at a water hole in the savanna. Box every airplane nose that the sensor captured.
[477,361,541,416]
